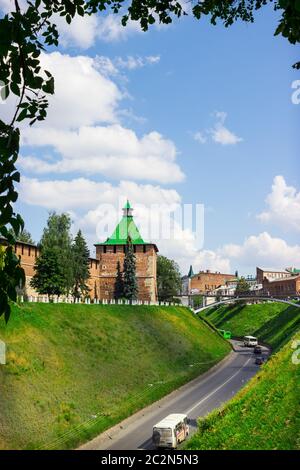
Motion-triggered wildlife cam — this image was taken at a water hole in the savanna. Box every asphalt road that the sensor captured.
[80,341,269,450]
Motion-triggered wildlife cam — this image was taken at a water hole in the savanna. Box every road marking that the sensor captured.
[185,355,252,415]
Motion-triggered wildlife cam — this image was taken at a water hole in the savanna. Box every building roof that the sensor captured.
[265,275,300,283]
[257,267,290,273]
[188,265,194,278]
[95,201,158,249]
[287,267,300,274]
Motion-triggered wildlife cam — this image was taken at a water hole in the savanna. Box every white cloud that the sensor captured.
[20,125,184,183]
[115,55,160,70]
[54,13,100,50]
[96,15,142,42]
[257,176,300,232]
[17,51,182,184]
[220,232,300,269]
[193,131,207,144]
[19,177,181,212]
[38,52,121,128]
[194,111,243,146]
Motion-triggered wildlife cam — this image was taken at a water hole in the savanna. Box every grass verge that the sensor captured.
[0,303,230,449]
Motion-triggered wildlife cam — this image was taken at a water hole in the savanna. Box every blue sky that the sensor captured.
[1,2,299,275]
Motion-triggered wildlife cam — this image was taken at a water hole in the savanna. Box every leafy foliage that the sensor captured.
[7,227,34,244]
[123,241,138,301]
[235,276,251,295]
[72,230,90,300]
[31,212,74,297]
[157,255,181,302]
[30,247,65,297]
[41,212,74,294]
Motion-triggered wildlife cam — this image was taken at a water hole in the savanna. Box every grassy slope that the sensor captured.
[0,303,230,450]
[202,302,300,350]
[185,331,300,450]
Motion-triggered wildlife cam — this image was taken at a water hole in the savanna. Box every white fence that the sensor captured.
[20,295,176,307]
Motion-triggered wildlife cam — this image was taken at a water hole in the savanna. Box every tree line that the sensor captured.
[22,212,182,303]
[29,212,140,302]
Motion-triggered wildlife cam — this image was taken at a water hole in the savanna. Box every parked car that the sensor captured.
[255,357,264,365]
[254,345,262,354]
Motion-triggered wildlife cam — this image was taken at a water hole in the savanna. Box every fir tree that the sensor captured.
[114,260,124,300]
[72,230,90,300]
[123,241,138,301]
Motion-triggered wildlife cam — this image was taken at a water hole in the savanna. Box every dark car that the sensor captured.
[255,357,264,365]
[254,345,262,354]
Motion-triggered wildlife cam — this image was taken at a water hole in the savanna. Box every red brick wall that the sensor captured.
[95,244,157,301]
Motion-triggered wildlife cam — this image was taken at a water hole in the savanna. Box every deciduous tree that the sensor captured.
[157,255,181,302]
[31,247,65,298]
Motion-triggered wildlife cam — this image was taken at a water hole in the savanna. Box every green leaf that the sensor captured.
[16,108,28,122]
[10,81,20,96]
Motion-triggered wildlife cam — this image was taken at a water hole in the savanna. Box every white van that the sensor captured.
[243,335,258,347]
[152,413,189,448]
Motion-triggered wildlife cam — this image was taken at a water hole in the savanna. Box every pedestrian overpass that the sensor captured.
[193,296,300,314]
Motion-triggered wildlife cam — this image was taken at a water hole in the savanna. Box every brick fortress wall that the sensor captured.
[95,244,157,302]
[1,239,157,301]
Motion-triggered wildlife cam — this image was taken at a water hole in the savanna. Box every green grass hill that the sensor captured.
[185,330,300,450]
[0,303,230,450]
[202,302,300,350]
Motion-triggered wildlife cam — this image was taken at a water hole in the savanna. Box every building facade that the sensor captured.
[95,201,158,302]
[262,275,300,297]
[256,267,292,284]
[182,266,236,295]
[1,202,158,302]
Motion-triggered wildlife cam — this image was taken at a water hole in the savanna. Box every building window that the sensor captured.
[143,245,146,253]
[21,245,24,255]
[133,245,136,253]
[103,246,106,253]
[113,245,116,253]
[28,246,31,256]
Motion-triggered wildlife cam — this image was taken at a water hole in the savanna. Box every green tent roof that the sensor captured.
[188,265,194,278]
[95,201,146,245]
